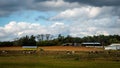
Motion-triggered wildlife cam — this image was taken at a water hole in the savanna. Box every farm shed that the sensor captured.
[105,44,120,50]
[62,43,73,46]
[81,42,101,47]
[62,43,80,46]
[22,46,37,50]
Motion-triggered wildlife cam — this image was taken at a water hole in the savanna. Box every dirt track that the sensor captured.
[39,46,103,51]
[0,46,103,51]
[0,47,22,50]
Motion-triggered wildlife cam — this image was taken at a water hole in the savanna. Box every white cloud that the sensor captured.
[50,6,120,21]
[0,18,120,41]
[68,17,120,37]
[89,7,101,18]
[0,21,48,41]
[50,22,69,34]
[0,27,6,37]
[4,21,48,35]
[0,21,68,41]
[51,22,65,28]
[50,6,101,20]
[87,27,96,32]
[49,5,120,37]
[51,8,87,20]
[96,31,109,36]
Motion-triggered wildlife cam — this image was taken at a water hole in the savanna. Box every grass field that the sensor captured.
[0,55,120,68]
[0,46,120,68]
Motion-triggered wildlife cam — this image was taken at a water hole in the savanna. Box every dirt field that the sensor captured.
[39,46,103,51]
[0,47,22,50]
[0,46,103,51]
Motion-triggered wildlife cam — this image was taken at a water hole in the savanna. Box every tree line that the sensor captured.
[0,34,120,47]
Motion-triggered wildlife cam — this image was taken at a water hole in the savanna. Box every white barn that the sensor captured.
[105,44,120,50]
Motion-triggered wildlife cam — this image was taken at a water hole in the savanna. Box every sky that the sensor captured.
[0,0,120,41]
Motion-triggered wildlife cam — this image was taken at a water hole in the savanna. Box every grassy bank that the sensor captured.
[0,53,120,68]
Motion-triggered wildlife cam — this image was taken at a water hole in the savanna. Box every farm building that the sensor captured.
[62,43,80,46]
[62,43,73,46]
[105,44,120,50]
[22,46,37,50]
[81,42,102,47]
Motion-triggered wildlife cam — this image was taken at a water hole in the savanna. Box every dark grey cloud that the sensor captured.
[34,0,50,2]
[0,0,80,17]
[0,0,29,16]
[0,0,27,10]
[0,0,120,17]
[65,0,120,6]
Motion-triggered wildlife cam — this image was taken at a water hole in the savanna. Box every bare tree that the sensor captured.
[36,34,44,41]
[45,34,51,41]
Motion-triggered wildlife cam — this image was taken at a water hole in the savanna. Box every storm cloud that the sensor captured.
[0,0,80,16]
[0,0,120,17]
[65,0,120,6]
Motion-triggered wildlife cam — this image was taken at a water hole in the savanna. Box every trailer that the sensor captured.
[105,44,120,50]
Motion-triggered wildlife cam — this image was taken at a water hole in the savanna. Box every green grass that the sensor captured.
[0,55,120,68]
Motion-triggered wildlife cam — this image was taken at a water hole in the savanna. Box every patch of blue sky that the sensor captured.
[0,10,58,26]
[0,17,10,26]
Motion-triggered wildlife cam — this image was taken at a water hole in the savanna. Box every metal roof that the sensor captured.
[82,42,100,45]
[110,44,120,46]
[22,46,37,48]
